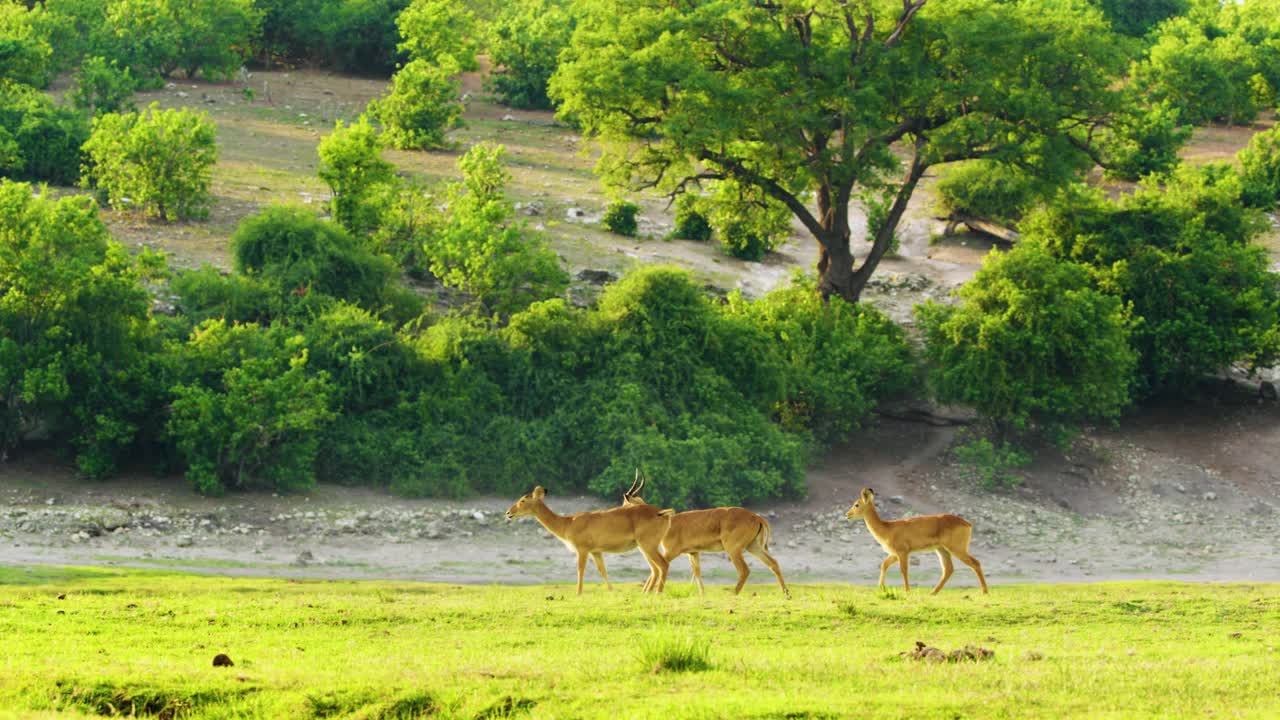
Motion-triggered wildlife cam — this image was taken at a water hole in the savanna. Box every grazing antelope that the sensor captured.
[505,482,674,595]
[845,487,988,594]
[622,477,789,597]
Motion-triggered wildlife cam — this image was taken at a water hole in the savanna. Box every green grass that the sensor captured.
[0,567,1277,718]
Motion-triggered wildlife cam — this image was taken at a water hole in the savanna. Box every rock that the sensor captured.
[520,200,544,216]
[1260,381,1278,401]
[889,495,904,504]
[1202,492,1217,501]
[89,508,132,532]
[471,511,485,521]
[293,550,315,566]
[502,114,515,121]
[566,208,586,219]
[576,269,617,284]
[176,91,188,98]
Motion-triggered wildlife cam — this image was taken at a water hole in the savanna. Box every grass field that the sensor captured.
[0,567,1277,719]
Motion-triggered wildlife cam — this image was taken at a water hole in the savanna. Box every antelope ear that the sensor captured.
[861,487,873,500]
[532,486,546,499]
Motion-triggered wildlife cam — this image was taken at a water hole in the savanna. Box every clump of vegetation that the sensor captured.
[708,182,790,261]
[953,437,1032,489]
[81,103,218,220]
[0,82,90,185]
[317,116,396,235]
[670,194,712,241]
[69,56,137,116]
[934,161,1044,227]
[1238,125,1280,209]
[486,0,574,110]
[602,199,639,236]
[636,634,712,674]
[916,242,1136,440]
[371,58,463,150]
[1101,99,1191,181]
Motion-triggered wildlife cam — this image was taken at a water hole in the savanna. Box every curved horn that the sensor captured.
[625,468,640,498]
[636,471,646,496]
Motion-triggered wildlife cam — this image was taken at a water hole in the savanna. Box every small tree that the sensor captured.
[372,58,463,150]
[1239,125,1280,209]
[425,143,569,314]
[708,181,791,261]
[317,116,395,234]
[486,0,574,110]
[916,242,1136,439]
[81,103,218,220]
[70,56,137,116]
[602,200,639,236]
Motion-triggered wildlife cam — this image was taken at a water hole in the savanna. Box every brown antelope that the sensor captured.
[623,477,789,597]
[505,482,674,595]
[845,487,988,594]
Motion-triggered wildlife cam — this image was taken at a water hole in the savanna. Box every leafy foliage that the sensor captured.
[707,181,790,261]
[0,181,159,477]
[0,81,89,185]
[602,200,639,237]
[935,162,1043,227]
[372,59,463,150]
[670,193,711,241]
[1238,125,1280,209]
[81,103,218,220]
[1100,99,1192,181]
[953,437,1031,489]
[1092,0,1189,38]
[0,2,58,87]
[1024,168,1280,394]
[485,0,574,110]
[70,56,137,116]
[317,116,396,235]
[916,243,1136,437]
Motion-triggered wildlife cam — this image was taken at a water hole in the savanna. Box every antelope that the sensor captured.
[622,477,789,597]
[505,480,674,595]
[845,487,988,594]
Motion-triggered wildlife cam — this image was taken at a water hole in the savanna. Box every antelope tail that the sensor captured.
[759,518,772,550]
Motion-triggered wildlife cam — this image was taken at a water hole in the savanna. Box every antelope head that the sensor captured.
[506,485,546,520]
[845,487,875,520]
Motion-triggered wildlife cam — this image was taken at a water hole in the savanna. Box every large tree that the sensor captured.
[551,0,1130,302]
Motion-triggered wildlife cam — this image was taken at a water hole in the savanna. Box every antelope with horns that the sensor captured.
[845,487,988,594]
[623,476,789,597]
[506,478,674,595]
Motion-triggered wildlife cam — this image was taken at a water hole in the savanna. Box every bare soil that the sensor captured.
[3,71,1278,591]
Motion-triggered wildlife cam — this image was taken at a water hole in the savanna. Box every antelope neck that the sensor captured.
[531,501,571,539]
[861,502,890,539]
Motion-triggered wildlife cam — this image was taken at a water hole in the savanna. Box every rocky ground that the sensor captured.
[3,391,1277,591]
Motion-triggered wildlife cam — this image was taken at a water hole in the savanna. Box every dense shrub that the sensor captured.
[0,181,161,477]
[486,0,574,110]
[0,82,89,185]
[167,320,335,494]
[1100,100,1191,181]
[394,0,478,69]
[934,161,1042,226]
[318,0,410,75]
[1238,126,1280,209]
[0,2,57,87]
[424,144,568,315]
[317,116,396,235]
[602,200,639,236]
[708,182,790,261]
[372,59,463,150]
[1092,0,1189,38]
[81,103,218,220]
[725,274,916,444]
[916,242,1136,438]
[70,56,137,116]
[671,194,711,241]
[170,266,275,326]
[1023,167,1280,395]
[1133,15,1273,125]
[231,205,400,313]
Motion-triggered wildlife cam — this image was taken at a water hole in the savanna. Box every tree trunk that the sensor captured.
[816,239,857,302]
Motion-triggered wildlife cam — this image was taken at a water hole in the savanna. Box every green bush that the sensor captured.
[485,0,573,110]
[1025,168,1280,394]
[1238,125,1280,209]
[70,56,137,116]
[934,161,1042,226]
[317,116,396,235]
[725,274,915,444]
[0,2,58,87]
[708,182,790,261]
[0,180,160,477]
[671,193,711,241]
[372,59,463,150]
[231,205,399,312]
[1093,0,1189,38]
[394,0,478,69]
[81,103,218,220]
[602,199,639,236]
[916,242,1136,438]
[1133,16,1270,125]
[1101,99,1192,181]
[319,0,410,75]
[0,82,90,185]
[952,437,1031,490]
[170,266,275,326]
[424,144,568,315]
[167,320,335,494]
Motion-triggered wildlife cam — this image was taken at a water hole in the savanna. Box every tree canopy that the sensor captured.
[552,0,1134,302]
